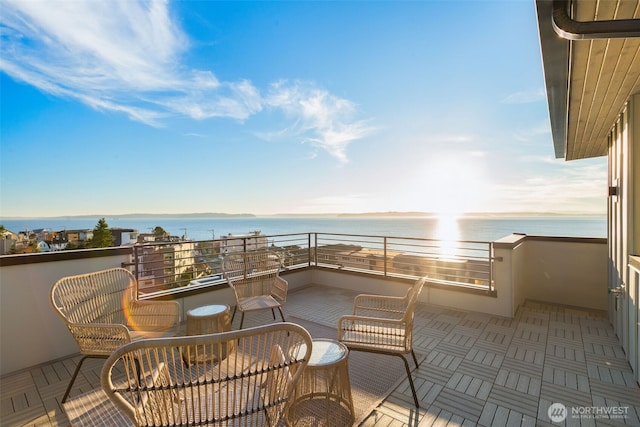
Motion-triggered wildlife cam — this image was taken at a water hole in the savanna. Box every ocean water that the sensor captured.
[0,216,607,242]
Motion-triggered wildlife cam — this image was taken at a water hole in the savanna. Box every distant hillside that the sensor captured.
[1,211,605,220]
[105,213,255,219]
[0,213,255,220]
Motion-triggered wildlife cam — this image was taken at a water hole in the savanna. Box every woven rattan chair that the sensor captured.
[101,322,313,427]
[222,250,288,329]
[337,276,426,407]
[50,267,181,403]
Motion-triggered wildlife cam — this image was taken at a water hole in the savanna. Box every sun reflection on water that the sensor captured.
[436,213,460,259]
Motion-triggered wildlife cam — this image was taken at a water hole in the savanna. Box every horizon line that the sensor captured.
[0,210,607,221]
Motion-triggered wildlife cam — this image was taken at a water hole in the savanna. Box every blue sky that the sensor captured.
[0,0,607,217]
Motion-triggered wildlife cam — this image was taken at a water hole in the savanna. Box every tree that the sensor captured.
[91,218,114,248]
[152,226,168,239]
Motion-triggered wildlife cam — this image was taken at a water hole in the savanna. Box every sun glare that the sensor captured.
[419,152,489,215]
[436,213,460,259]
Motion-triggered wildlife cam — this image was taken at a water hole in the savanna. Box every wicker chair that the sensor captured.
[222,250,288,329]
[101,322,313,427]
[50,267,181,403]
[337,276,426,407]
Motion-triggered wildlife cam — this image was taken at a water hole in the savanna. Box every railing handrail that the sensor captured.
[130,231,496,297]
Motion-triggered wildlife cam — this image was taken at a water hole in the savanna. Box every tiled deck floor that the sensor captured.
[2,285,639,426]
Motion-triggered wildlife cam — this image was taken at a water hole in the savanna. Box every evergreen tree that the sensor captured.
[91,218,114,248]
[152,226,168,238]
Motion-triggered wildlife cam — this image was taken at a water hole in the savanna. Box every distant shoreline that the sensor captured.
[0,211,606,220]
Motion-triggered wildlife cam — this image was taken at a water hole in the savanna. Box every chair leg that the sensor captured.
[271,308,276,320]
[411,349,419,368]
[231,306,237,323]
[277,307,285,322]
[62,355,104,403]
[345,348,420,407]
[239,312,245,329]
[397,354,420,408]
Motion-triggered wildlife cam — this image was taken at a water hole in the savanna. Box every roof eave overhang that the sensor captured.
[536,0,570,159]
[536,0,640,161]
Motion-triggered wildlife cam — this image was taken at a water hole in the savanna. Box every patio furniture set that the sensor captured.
[50,250,425,426]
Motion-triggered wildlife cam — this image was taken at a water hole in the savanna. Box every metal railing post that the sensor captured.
[489,242,494,293]
[384,236,388,277]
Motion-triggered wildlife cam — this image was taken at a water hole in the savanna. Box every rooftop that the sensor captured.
[3,283,639,426]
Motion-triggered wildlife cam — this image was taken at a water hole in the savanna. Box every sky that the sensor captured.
[0,0,608,218]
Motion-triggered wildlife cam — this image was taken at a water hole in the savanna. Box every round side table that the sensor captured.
[183,304,231,364]
[285,339,354,427]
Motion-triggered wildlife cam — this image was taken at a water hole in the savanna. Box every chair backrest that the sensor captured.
[50,267,136,327]
[222,251,283,298]
[403,276,426,325]
[101,322,313,427]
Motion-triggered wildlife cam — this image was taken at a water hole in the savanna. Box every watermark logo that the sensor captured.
[548,403,567,422]
[548,403,629,423]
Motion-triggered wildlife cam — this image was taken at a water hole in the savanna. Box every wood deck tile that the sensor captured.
[0,371,34,397]
[477,328,513,346]
[457,358,501,383]
[415,356,457,386]
[486,316,517,330]
[548,312,584,324]
[545,344,586,363]
[509,336,546,353]
[540,381,593,408]
[451,324,484,339]
[585,343,629,361]
[514,312,549,328]
[412,333,441,353]
[443,331,477,348]
[420,322,455,339]
[590,380,640,407]
[368,394,423,423]
[478,401,537,427]
[432,314,464,327]
[495,369,542,396]
[458,316,489,330]
[513,325,547,343]
[542,366,590,392]
[413,378,443,406]
[505,344,545,365]
[432,387,485,422]
[488,384,539,418]
[547,335,584,352]
[591,395,640,425]
[474,338,512,354]
[445,372,493,399]
[465,348,504,367]
[581,324,617,340]
[2,287,639,427]
[433,340,472,359]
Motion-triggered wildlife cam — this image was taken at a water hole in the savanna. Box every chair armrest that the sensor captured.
[128,300,181,333]
[66,322,131,355]
[353,294,407,319]
[271,276,288,302]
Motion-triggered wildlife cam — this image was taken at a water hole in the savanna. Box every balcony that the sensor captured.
[2,232,639,426]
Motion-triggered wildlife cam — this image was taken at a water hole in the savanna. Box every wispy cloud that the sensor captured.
[501,88,545,104]
[0,0,371,160]
[264,80,375,163]
[513,120,552,142]
[493,161,607,213]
